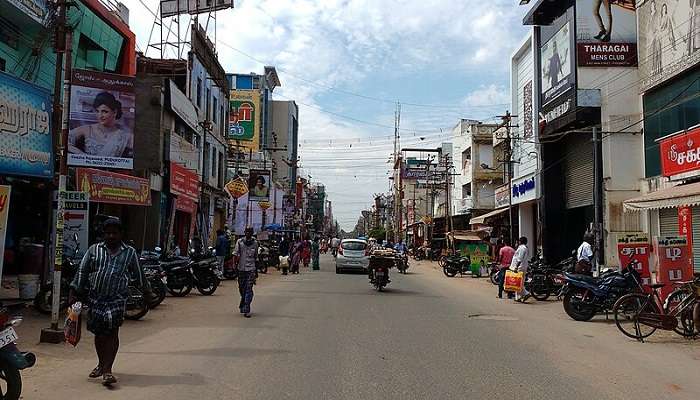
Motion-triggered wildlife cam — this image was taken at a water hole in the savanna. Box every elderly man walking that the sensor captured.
[233,227,259,317]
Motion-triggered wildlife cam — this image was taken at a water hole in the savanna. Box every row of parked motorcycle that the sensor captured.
[33,237,224,322]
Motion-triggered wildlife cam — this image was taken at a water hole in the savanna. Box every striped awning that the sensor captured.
[623,181,700,211]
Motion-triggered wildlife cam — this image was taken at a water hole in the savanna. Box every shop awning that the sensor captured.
[469,207,509,225]
[623,181,700,211]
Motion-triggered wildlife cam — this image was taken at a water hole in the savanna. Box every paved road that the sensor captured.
[21,255,700,399]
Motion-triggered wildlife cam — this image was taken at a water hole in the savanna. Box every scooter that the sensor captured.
[0,305,36,400]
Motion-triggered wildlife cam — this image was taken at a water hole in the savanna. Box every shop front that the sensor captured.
[0,71,53,298]
[512,173,539,254]
[625,125,700,273]
[169,162,199,254]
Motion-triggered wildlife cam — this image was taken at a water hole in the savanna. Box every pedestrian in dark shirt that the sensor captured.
[69,217,150,386]
[233,227,259,317]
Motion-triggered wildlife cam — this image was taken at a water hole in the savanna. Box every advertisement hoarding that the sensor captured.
[77,168,151,205]
[170,161,200,201]
[62,191,89,259]
[0,185,11,280]
[229,90,260,152]
[160,0,233,18]
[658,125,700,179]
[0,71,53,178]
[402,168,430,180]
[638,0,700,91]
[68,69,136,169]
[655,236,693,300]
[576,0,638,67]
[540,20,574,105]
[678,205,694,271]
[616,232,651,286]
[225,177,248,199]
[247,170,271,202]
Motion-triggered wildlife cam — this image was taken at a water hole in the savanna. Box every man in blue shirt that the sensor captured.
[215,229,230,275]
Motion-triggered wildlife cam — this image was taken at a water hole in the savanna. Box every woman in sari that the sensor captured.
[301,239,311,268]
[290,238,303,274]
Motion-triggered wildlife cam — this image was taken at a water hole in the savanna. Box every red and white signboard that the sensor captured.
[659,126,700,179]
[678,206,694,271]
[654,236,694,301]
[616,233,651,287]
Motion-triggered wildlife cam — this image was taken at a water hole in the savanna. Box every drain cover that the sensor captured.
[467,314,519,321]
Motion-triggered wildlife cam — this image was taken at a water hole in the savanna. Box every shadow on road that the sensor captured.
[111,372,207,388]
[123,347,292,359]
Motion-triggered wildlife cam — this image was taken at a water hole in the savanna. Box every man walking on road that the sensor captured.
[215,229,230,275]
[69,218,151,386]
[497,239,515,299]
[233,227,259,317]
[511,236,531,303]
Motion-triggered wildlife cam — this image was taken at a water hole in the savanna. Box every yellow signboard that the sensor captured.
[229,90,261,153]
[258,201,272,210]
[225,177,248,199]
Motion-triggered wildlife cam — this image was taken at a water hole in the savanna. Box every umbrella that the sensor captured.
[263,223,283,231]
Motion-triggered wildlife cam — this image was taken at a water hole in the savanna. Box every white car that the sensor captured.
[335,239,370,273]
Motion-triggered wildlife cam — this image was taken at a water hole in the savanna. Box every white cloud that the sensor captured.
[121,0,526,230]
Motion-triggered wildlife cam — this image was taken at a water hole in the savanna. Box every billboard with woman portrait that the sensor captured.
[247,169,271,202]
[68,69,135,169]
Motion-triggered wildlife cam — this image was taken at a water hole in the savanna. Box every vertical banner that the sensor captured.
[616,233,651,286]
[63,191,89,259]
[678,206,694,271]
[0,185,11,280]
[655,236,693,301]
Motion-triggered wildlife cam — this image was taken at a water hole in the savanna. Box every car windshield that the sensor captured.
[342,242,366,251]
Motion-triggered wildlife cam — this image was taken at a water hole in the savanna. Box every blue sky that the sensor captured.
[124,0,532,230]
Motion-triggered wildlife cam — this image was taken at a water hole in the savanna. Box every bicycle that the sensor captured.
[612,277,700,342]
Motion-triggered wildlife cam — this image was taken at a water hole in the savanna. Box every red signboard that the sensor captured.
[616,233,651,287]
[170,162,199,201]
[659,126,700,178]
[655,236,694,301]
[76,168,151,206]
[175,196,197,214]
[678,206,694,271]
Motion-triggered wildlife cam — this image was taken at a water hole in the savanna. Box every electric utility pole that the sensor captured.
[41,0,73,343]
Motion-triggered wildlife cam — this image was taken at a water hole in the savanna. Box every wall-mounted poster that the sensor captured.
[68,69,135,169]
[247,170,271,202]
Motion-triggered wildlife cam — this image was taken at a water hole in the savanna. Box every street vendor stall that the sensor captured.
[450,230,492,277]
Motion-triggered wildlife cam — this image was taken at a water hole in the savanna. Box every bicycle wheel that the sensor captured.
[613,293,658,340]
[664,289,696,337]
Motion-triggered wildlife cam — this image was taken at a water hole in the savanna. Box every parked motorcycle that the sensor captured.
[124,282,149,320]
[190,257,220,296]
[162,258,194,297]
[561,260,643,321]
[488,262,501,285]
[0,305,36,400]
[442,254,472,277]
[35,234,81,314]
[142,264,167,308]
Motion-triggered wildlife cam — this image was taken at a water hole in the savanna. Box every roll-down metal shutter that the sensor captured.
[692,207,700,272]
[659,208,677,237]
[564,134,594,209]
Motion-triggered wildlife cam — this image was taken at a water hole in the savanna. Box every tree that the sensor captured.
[368,226,386,241]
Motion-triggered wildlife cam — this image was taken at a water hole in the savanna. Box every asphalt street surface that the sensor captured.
[21,255,700,399]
